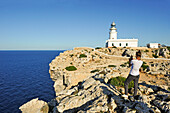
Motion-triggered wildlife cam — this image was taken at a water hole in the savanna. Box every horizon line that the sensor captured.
[0,49,67,51]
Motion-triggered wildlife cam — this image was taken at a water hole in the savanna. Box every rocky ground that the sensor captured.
[19,47,170,113]
[97,47,170,59]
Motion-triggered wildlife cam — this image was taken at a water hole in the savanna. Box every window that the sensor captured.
[112,43,114,46]
[119,43,121,46]
[126,43,128,46]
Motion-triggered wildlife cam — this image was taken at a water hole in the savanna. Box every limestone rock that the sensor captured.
[19,98,49,113]
[20,47,170,113]
[47,47,170,113]
[153,100,170,112]
[81,77,98,89]
[135,102,153,113]
[53,81,66,95]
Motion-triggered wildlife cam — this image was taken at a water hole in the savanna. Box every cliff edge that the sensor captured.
[20,47,170,113]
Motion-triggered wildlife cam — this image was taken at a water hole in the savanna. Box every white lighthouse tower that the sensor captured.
[106,21,138,47]
[109,22,117,40]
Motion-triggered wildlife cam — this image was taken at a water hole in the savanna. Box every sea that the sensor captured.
[0,50,65,113]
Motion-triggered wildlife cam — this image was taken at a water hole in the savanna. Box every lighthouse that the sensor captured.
[109,22,117,40]
[106,21,138,48]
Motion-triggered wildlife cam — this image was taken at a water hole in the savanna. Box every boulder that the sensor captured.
[19,98,49,113]
[151,106,161,113]
[135,102,153,113]
[153,100,170,112]
[52,76,121,113]
[110,98,117,111]
[81,77,99,89]
[53,81,66,95]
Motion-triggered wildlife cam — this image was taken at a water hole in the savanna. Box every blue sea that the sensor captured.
[0,50,64,113]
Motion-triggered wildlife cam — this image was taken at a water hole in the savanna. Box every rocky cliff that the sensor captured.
[20,47,170,113]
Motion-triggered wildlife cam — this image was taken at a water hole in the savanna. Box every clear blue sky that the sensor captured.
[0,0,170,50]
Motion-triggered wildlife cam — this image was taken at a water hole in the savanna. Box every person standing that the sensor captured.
[123,50,143,97]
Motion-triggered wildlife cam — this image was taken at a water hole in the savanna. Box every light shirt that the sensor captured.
[129,59,143,76]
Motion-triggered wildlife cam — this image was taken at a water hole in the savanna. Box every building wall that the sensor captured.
[109,31,117,39]
[147,43,158,48]
[106,39,138,47]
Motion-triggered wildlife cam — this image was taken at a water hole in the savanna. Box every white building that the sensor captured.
[147,43,159,48]
[106,22,138,48]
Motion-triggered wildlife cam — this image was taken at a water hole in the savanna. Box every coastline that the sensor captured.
[19,47,170,113]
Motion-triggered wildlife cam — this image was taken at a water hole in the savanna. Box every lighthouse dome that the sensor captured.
[111,22,116,26]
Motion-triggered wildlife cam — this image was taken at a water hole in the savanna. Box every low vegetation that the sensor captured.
[70,54,74,57]
[120,61,129,67]
[124,61,129,65]
[95,47,102,49]
[108,76,134,88]
[144,50,149,52]
[65,66,77,71]
[79,54,87,58]
[141,62,149,71]
[120,64,126,67]
[108,65,117,67]
[90,69,100,73]
[152,54,158,58]
[143,61,147,65]
[167,46,170,51]
[91,55,95,58]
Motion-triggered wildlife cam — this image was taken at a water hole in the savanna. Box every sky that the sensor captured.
[0,0,170,50]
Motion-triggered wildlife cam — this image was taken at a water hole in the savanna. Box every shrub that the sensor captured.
[112,46,117,48]
[155,50,158,53]
[95,53,98,55]
[65,66,77,71]
[120,64,126,67]
[124,61,129,65]
[144,50,149,52]
[91,55,95,58]
[159,68,163,70]
[143,61,147,64]
[152,54,158,58]
[90,69,100,73]
[168,87,170,91]
[70,54,74,57]
[95,47,102,49]
[108,65,117,67]
[142,64,149,70]
[167,46,170,51]
[108,76,134,88]
[79,54,87,58]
